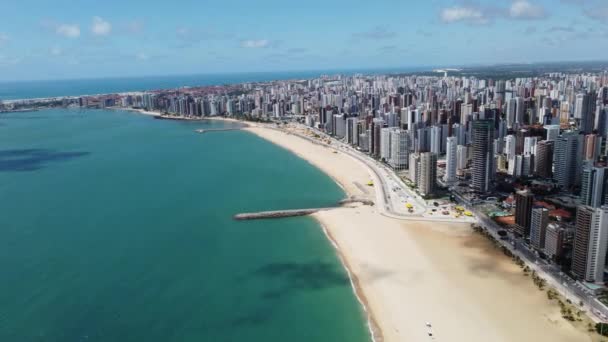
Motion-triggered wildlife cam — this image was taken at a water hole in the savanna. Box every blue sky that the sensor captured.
[0,0,607,81]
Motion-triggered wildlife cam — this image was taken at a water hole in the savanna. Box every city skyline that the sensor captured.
[1,0,608,81]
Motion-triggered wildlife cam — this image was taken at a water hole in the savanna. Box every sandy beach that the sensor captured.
[245,125,593,342]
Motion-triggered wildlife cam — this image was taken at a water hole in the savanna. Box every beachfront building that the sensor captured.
[418,152,437,197]
[345,117,358,145]
[380,128,392,162]
[545,223,565,261]
[571,205,608,283]
[514,189,533,237]
[370,118,384,158]
[409,153,420,185]
[530,207,549,249]
[389,129,409,171]
[332,114,346,139]
[444,136,457,183]
[554,132,584,189]
[471,119,495,193]
[580,165,608,208]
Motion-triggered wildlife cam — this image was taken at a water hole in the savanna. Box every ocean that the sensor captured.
[0,67,429,100]
[0,108,370,341]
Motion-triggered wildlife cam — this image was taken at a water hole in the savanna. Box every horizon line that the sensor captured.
[2,59,608,84]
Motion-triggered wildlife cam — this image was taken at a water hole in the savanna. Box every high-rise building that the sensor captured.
[444,136,457,183]
[514,189,534,237]
[575,92,595,134]
[523,136,537,156]
[456,145,468,175]
[370,118,384,158]
[332,114,346,138]
[504,134,516,161]
[430,125,442,154]
[580,165,608,208]
[571,205,608,283]
[584,134,601,161]
[534,140,554,178]
[544,125,560,141]
[515,96,525,126]
[471,119,495,193]
[345,117,358,145]
[530,208,549,249]
[506,98,516,128]
[409,153,420,184]
[545,223,565,261]
[389,129,409,171]
[554,132,584,189]
[380,128,391,161]
[418,152,437,196]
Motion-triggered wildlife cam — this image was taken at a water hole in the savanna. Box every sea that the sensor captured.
[0,107,371,341]
[0,68,429,100]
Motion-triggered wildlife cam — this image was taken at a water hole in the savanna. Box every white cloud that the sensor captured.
[0,33,8,46]
[241,39,270,48]
[509,1,547,19]
[135,52,149,61]
[585,5,608,22]
[92,17,111,36]
[127,20,144,34]
[56,24,80,38]
[0,55,21,66]
[352,26,397,40]
[50,46,62,56]
[440,6,488,24]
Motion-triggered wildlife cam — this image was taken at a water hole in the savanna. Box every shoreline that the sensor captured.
[243,124,594,342]
[317,219,383,342]
[124,109,596,341]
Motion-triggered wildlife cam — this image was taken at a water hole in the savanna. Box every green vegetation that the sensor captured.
[596,323,608,337]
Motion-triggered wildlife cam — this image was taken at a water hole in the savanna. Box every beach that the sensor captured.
[245,125,593,342]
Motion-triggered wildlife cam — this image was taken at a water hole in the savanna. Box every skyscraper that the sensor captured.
[534,140,554,178]
[506,98,516,129]
[545,223,565,261]
[571,205,608,283]
[345,117,358,145]
[544,125,560,141]
[554,132,584,189]
[418,152,437,197]
[380,128,391,161]
[575,92,597,134]
[389,129,409,171]
[515,96,525,126]
[530,207,549,249]
[456,145,468,175]
[584,134,601,161]
[371,118,384,158]
[514,189,534,237]
[430,125,442,154]
[444,136,457,183]
[471,119,495,193]
[580,165,608,208]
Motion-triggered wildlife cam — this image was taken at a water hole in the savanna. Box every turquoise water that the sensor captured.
[0,67,429,100]
[0,109,370,342]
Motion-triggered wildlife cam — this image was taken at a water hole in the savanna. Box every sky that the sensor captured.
[0,0,607,81]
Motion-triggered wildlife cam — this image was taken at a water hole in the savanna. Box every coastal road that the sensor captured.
[289,124,475,223]
[285,123,608,322]
[467,202,608,322]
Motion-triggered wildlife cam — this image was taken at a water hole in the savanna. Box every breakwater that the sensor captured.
[234,197,374,220]
[195,128,242,134]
